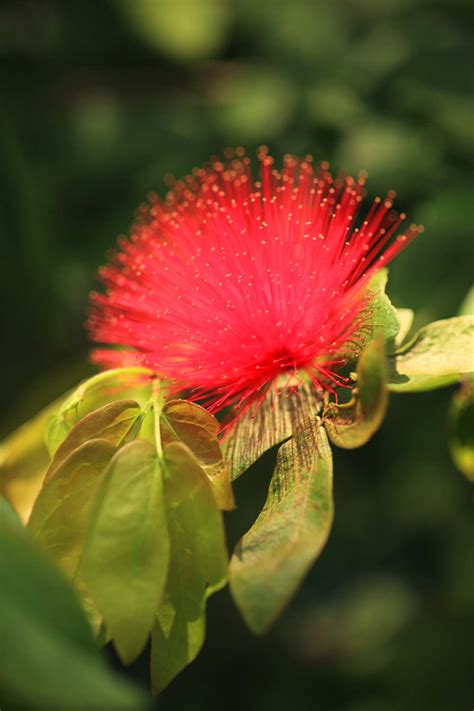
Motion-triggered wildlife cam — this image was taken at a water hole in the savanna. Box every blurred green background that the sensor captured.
[1,1,473,709]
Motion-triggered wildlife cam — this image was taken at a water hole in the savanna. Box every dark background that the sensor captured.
[1,1,473,710]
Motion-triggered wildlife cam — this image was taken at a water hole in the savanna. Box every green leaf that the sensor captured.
[47,415,73,459]
[0,500,148,711]
[395,308,415,347]
[0,396,63,522]
[47,400,142,480]
[388,316,474,392]
[80,440,170,664]
[449,379,474,482]
[160,399,235,510]
[224,381,322,479]
[151,441,228,694]
[229,420,333,635]
[0,368,155,522]
[27,439,117,578]
[323,339,388,449]
[47,367,154,456]
[362,268,401,345]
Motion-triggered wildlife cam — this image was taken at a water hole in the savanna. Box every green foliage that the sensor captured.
[395,307,415,346]
[363,268,402,346]
[0,369,155,521]
[0,497,148,711]
[388,316,474,392]
[47,400,142,474]
[230,421,333,635]
[47,368,154,456]
[151,441,228,693]
[2,368,230,695]
[28,439,117,580]
[0,396,64,521]
[160,399,234,510]
[323,339,388,449]
[80,440,170,663]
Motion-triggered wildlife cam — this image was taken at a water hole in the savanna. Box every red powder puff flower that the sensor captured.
[88,148,422,421]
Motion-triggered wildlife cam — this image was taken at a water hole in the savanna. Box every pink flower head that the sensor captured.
[88,148,421,419]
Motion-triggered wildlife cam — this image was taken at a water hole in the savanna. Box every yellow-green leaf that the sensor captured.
[80,440,170,664]
[47,400,142,480]
[388,315,474,392]
[0,396,63,522]
[47,367,155,456]
[362,268,401,345]
[229,421,333,635]
[0,368,155,522]
[395,308,415,347]
[323,339,388,449]
[224,381,321,479]
[27,439,117,578]
[160,399,234,510]
[151,441,228,694]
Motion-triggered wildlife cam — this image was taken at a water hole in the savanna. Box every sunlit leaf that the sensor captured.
[47,415,73,460]
[323,339,388,449]
[160,399,234,510]
[0,396,63,523]
[395,308,415,347]
[151,441,228,694]
[1,368,154,522]
[224,381,321,479]
[363,268,401,345]
[229,420,333,635]
[80,440,170,664]
[449,379,474,482]
[47,367,154,456]
[47,400,142,480]
[0,500,147,711]
[27,439,117,578]
[388,316,474,392]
